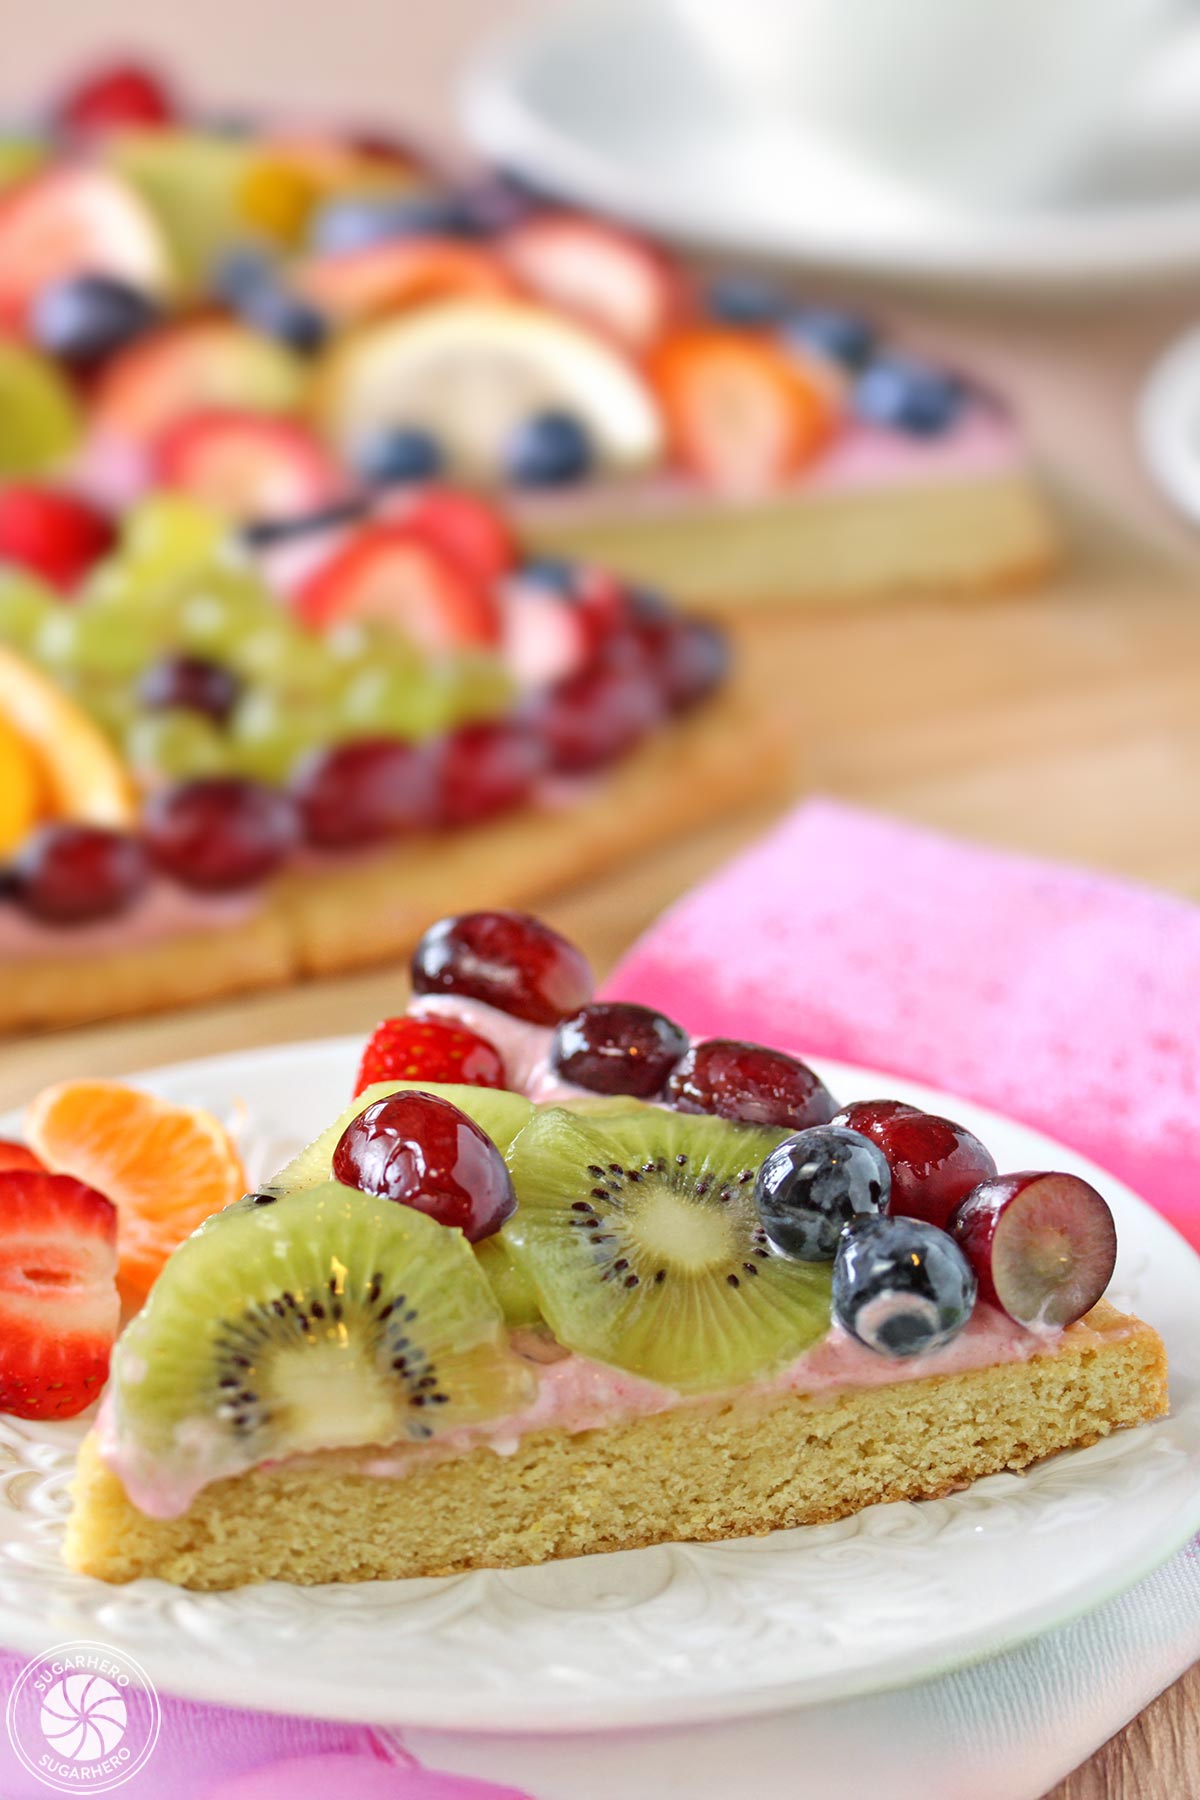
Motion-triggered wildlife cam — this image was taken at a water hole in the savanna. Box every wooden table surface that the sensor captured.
[2,3,1199,1794]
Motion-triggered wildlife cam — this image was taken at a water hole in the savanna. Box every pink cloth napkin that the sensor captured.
[607,798,1200,1251]
[1,798,1195,1800]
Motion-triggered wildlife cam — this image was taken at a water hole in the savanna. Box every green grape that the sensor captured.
[35,603,162,681]
[439,653,515,727]
[125,709,232,781]
[176,570,274,658]
[227,688,341,783]
[120,495,231,588]
[76,681,141,746]
[233,619,335,695]
[0,340,80,477]
[0,574,57,651]
[336,661,457,741]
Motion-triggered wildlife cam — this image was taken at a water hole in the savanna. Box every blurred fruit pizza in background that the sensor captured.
[0,56,1058,614]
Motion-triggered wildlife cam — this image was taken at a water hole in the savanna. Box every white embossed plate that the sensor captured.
[0,1039,1196,1732]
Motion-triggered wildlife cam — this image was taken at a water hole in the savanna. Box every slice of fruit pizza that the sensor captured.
[0,58,1056,613]
[53,911,1166,1590]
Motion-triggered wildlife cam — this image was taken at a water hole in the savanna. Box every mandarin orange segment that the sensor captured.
[0,645,135,828]
[25,1080,245,1304]
[0,710,44,852]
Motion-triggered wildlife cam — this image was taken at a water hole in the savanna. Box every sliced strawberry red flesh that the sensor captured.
[500,213,688,350]
[0,1141,46,1173]
[0,1168,119,1420]
[648,326,837,492]
[0,485,115,591]
[393,487,518,588]
[354,1015,505,1098]
[950,1171,1118,1330]
[294,520,502,651]
[153,410,344,524]
[54,61,177,133]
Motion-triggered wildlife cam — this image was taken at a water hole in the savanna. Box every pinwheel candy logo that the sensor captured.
[6,1639,160,1793]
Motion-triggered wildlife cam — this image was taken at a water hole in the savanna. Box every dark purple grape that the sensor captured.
[668,1039,837,1130]
[143,776,298,892]
[137,653,241,723]
[292,737,438,848]
[550,1001,687,1097]
[8,824,147,925]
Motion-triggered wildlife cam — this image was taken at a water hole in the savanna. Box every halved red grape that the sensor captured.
[292,736,438,848]
[668,1039,837,1129]
[143,775,298,892]
[551,1001,687,1097]
[638,615,730,712]
[137,652,241,723]
[532,665,664,775]
[834,1099,996,1229]
[332,1089,515,1241]
[9,823,147,925]
[411,910,593,1026]
[436,720,547,826]
[950,1171,1117,1329]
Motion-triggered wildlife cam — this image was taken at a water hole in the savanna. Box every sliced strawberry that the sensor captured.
[389,486,518,587]
[0,485,116,591]
[500,576,591,690]
[0,166,170,332]
[500,213,688,351]
[54,61,177,134]
[92,321,305,446]
[295,239,518,324]
[0,1168,118,1420]
[648,327,837,492]
[153,410,343,524]
[294,520,502,651]
[354,1015,505,1098]
[0,1141,46,1173]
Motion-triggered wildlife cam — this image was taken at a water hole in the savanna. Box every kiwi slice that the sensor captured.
[112,1180,534,1482]
[503,1108,832,1392]
[267,1081,534,1196]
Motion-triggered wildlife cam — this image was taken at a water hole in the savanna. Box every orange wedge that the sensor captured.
[0,710,43,852]
[0,645,135,828]
[25,1080,246,1305]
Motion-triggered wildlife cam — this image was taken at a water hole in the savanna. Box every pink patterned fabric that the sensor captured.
[608,798,1200,1249]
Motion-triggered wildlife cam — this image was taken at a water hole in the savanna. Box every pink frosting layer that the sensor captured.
[0,878,261,962]
[514,409,1024,526]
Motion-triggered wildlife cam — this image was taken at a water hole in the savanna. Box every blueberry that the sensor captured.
[755,1126,890,1262]
[309,192,477,255]
[706,273,788,326]
[505,411,594,488]
[237,282,328,356]
[832,1215,977,1358]
[519,557,580,594]
[30,274,159,371]
[354,427,444,487]
[854,355,966,436]
[784,306,876,371]
[212,247,275,304]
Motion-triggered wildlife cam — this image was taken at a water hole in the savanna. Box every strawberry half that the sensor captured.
[54,61,177,134]
[294,520,502,651]
[0,485,116,592]
[153,410,343,524]
[0,1168,119,1420]
[0,1140,46,1173]
[500,213,688,350]
[648,327,837,492]
[296,239,517,324]
[354,1016,505,1097]
[0,167,169,332]
[390,486,518,588]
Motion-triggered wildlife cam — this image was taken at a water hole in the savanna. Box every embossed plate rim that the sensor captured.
[0,1037,1196,1733]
